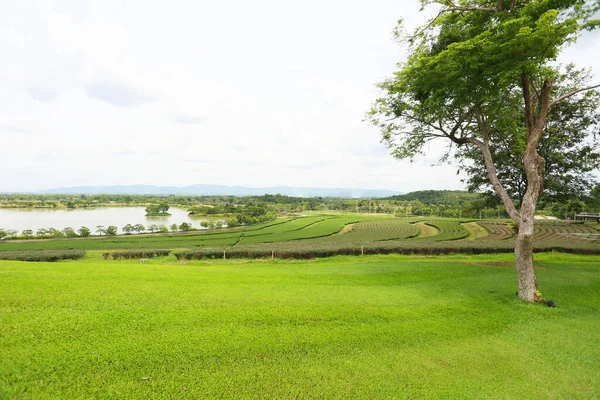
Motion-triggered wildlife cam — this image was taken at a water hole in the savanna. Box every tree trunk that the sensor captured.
[511,75,552,302]
[515,213,537,301]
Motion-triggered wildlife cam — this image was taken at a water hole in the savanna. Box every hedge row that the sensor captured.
[0,250,86,262]
[102,249,172,260]
[173,246,513,260]
[174,241,600,261]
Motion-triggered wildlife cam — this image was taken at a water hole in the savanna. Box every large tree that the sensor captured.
[369,0,600,301]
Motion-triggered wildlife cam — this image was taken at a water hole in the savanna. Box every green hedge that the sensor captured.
[0,250,86,262]
[174,241,600,261]
[102,249,172,260]
[173,245,513,260]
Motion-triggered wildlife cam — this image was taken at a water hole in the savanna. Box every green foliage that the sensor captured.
[105,226,118,236]
[145,203,170,215]
[188,205,225,215]
[78,226,91,237]
[62,227,78,238]
[189,203,276,226]
[226,216,240,227]
[457,66,600,204]
[369,0,600,218]
[388,190,481,205]
[178,222,191,232]
[96,225,105,236]
[133,224,145,234]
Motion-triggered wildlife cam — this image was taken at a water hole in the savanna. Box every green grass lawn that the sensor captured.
[1,253,599,399]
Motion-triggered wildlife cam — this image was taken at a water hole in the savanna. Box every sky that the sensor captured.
[1,0,598,193]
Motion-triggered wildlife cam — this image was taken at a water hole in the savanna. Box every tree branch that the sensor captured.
[441,0,501,12]
[530,79,541,99]
[408,1,500,42]
[521,74,535,134]
[520,78,553,223]
[448,6,497,12]
[466,134,521,221]
[550,84,600,106]
[534,78,553,136]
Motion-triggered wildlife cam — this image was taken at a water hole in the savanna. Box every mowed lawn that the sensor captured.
[1,254,599,399]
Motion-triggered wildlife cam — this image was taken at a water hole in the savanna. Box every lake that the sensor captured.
[0,207,220,234]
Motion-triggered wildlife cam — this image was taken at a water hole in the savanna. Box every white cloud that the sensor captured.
[84,79,155,106]
[0,0,598,193]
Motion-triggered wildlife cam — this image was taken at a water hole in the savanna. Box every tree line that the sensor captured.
[1,189,598,217]
[0,222,209,240]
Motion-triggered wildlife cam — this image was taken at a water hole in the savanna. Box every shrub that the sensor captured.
[102,249,172,260]
[0,250,86,262]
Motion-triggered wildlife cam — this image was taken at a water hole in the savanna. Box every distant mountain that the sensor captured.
[37,184,401,198]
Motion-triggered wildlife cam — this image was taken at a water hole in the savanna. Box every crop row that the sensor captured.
[238,215,374,244]
[478,222,515,240]
[534,222,599,242]
[413,219,470,241]
[307,219,420,243]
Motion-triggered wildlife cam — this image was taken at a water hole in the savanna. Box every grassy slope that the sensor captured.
[1,253,599,399]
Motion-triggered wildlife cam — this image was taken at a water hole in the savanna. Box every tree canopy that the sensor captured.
[457,66,600,204]
[369,0,600,301]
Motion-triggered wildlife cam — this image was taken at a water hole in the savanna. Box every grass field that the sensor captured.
[1,253,599,399]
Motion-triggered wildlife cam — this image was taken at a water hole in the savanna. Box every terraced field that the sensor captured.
[0,215,598,256]
[239,215,373,244]
[462,222,489,240]
[478,221,515,240]
[306,219,420,243]
[412,221,439,238]
[413,219,470,241]
[534,221,600,242]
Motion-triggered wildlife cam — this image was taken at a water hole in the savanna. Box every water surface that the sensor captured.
[0,207,217,233]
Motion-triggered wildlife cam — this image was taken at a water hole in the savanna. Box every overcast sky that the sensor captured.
[1,0,598,193]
